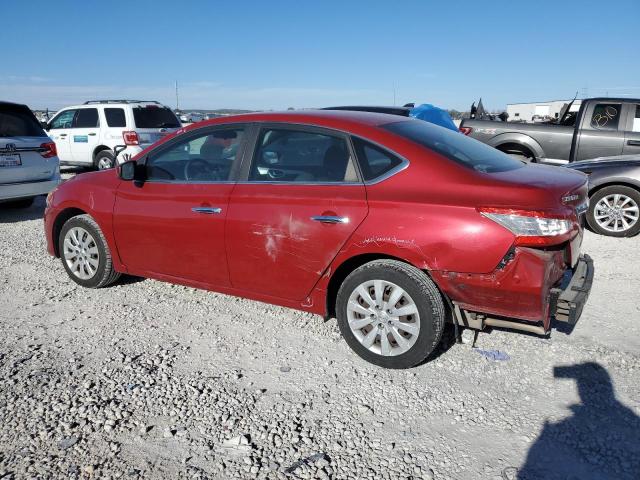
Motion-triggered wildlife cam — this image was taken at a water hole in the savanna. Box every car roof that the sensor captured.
[59,101,166,110]
[0,100,31,109]
[181,109,408,132]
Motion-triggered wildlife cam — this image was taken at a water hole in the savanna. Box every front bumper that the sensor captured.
[550,254,594,324]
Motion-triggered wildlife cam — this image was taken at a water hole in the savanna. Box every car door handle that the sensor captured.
[88,133,97,136]
[59,134,67,137]
[627,140,640,146]
[192,207,222,214]
[310,215,349,224]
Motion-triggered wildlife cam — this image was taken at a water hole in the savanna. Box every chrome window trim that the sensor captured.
[349,134,411,186]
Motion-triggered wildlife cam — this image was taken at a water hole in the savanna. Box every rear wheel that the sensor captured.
[59,214,121,288]
[95,150,115,170]
[587,186,640,237]
[336,260,445,369]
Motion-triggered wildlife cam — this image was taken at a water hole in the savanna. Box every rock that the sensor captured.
[279,366,291,373]
[58,436,79,450]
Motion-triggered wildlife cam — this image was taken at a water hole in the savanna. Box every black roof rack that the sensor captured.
[83,100,161,105]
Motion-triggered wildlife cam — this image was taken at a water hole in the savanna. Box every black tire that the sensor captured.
[94,150,115,170]
[336,260,445,369]
[59,214,121,288]
[587,186,640,237]
[3,197,35,208]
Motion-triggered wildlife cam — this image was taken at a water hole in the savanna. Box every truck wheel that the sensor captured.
[336,260,445,369]
[587,186,640,237]
[59,214,121,288]
[95,150,115,170]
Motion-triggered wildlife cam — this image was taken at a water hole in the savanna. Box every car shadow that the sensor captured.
[0,195,46,223]
[515,362,640,479]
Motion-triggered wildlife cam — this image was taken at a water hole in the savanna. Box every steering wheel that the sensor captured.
[184,159,220,181]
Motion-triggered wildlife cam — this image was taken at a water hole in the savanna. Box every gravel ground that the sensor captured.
[1,181,639,480]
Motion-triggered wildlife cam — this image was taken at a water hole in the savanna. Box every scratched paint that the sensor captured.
[251,214,311,262]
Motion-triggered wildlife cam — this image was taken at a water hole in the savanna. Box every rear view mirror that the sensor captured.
[118,160,137,181]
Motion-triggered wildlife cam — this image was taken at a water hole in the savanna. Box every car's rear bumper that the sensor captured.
[550,254,594,324]
[432,244,593,332]
[0,173,61,202]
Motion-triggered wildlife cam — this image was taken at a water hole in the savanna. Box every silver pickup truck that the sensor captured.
[460,97,640,164]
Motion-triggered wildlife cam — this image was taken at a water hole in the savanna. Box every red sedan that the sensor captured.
[44,110,594,368]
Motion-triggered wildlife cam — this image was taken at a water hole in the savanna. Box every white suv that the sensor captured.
[45,100,181,169]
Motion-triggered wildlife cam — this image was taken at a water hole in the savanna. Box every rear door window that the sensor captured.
[104,108,126,127]
[249,128,359,183]
[352,138,403,181]
[49,110,76,129]
[73,108,99,128]
[133,106,180,128]
[0,104,45,137]
[383,120,523,173]
[589,103,622,130]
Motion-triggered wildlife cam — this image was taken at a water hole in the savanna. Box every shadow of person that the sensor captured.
[517,362,640,480]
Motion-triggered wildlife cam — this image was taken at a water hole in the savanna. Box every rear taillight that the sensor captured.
[459,126,473,136]
[123,131,139,145]
[40,142,57,158]
[479,208,575,247]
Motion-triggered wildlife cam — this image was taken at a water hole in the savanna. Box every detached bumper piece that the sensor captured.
[551,254,594,324]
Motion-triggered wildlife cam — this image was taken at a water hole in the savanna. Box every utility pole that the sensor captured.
[393,82,396,106]
[175,81,180,111]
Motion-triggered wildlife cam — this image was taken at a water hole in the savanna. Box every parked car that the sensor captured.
[0,101,60,208]
[566,155,640,237]
[45,100,181,170]
[44,111,593,368]
[460,97,640,164]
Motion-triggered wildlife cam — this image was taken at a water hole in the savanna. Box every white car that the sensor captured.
[45,100,181,170]
[0,101,60,208]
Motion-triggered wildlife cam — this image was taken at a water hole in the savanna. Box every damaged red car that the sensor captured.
[44,110,594,368]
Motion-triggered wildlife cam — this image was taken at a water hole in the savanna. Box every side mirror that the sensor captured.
[118,160,137,181]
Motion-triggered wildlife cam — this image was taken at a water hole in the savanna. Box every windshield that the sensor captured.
[382,120,523,173]
[132,106,180,128]
[0,104,46,137]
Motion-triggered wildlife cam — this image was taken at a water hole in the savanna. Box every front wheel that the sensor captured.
[587,186,640,237]
[336,260,445,369]
[59,214,121,288]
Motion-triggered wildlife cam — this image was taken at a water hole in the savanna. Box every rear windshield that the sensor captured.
[382,120,523,173]
[132,106,180,128]
[0,104,45,137]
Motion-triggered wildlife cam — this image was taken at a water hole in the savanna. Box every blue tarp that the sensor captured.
[409,103,458,132]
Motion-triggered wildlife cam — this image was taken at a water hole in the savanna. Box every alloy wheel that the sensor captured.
[346,279,420,356]
[98,157,114,169]
[594,194,639,233]
[63,227,100,280]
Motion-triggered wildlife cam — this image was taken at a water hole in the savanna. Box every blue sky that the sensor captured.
[1,0,638,111]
